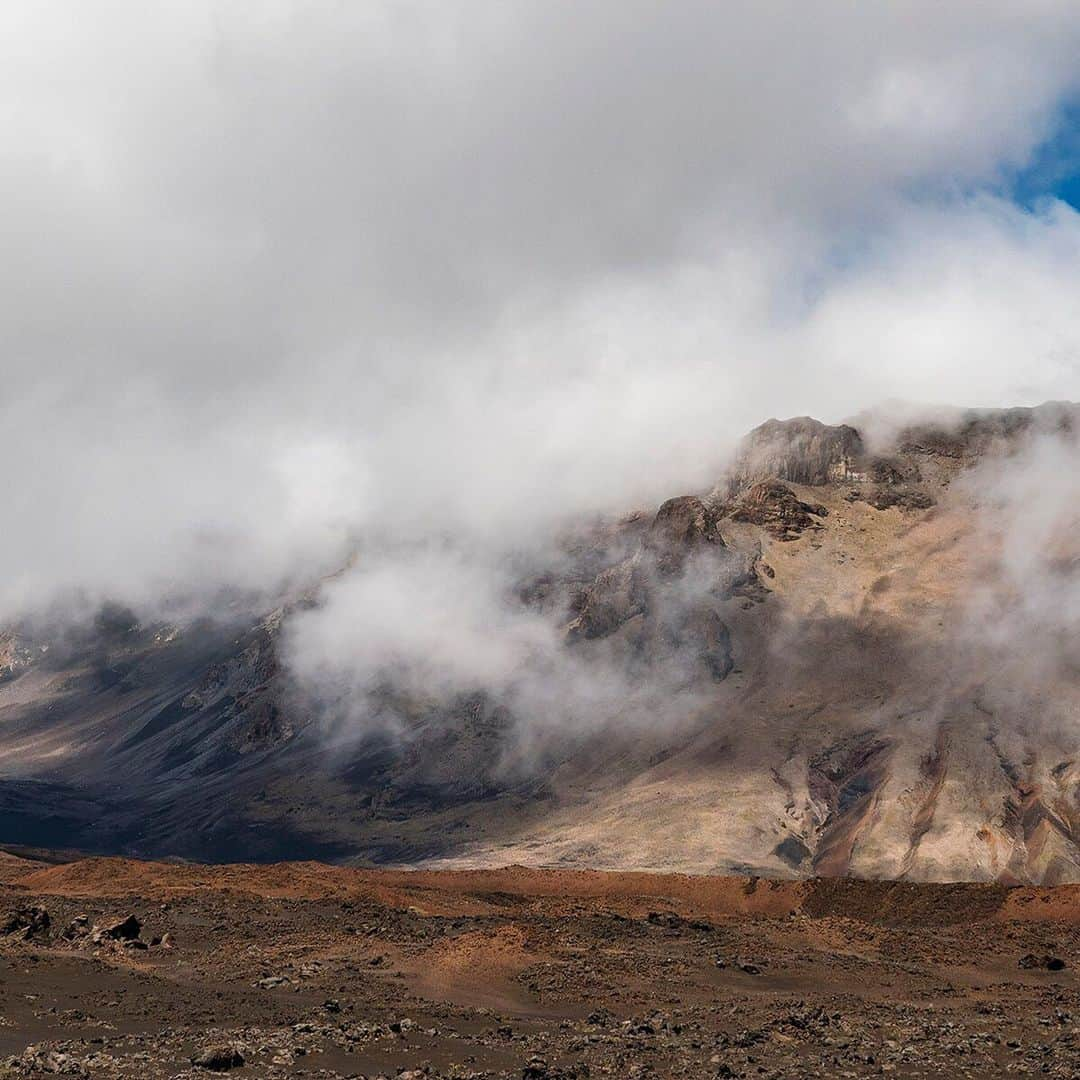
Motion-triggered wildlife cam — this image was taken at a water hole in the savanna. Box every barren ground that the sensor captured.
[1,851,1079,1078]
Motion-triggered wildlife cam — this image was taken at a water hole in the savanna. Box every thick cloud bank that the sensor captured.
[5,2,1080,661]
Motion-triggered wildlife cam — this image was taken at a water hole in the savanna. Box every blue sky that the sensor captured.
[1013,100,1080,211]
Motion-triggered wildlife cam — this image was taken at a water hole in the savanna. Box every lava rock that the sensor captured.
[103,914,141,941]
[2,905,50,942]
[1019,953,1066,971]
[191,1045,245,1071]
[61,915,90,940]
[645,495,726,575]
[726,479,828,540]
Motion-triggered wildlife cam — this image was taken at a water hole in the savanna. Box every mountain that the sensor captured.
[3,402,1080,883]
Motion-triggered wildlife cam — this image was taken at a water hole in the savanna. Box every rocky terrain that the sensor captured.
[2,851,1080,1078]
[3,403,1080,882]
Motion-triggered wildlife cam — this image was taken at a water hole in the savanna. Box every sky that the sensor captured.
[5,2,1080,619]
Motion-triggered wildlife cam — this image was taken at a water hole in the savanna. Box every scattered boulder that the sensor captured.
[1019,953,1066,971]
[646,910,682,929]
[16,1046,87,1076]
[2,905,50,942]
[191,1045,245,1071]
[61,915,90,941]
[103,914,141,941]
[848,485,934,511]
[255,975,291,989]
[522,1056,549,1079]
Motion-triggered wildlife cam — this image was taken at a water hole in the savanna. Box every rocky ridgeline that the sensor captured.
[899,400,1080,458]
[0,403,1077,877]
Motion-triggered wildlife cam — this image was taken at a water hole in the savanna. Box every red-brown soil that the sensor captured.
[2,853,1080,1077]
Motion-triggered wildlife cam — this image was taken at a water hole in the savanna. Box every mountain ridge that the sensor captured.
[3,402,1080,882]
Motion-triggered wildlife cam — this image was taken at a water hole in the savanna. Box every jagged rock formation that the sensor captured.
[564,494,738,683]
[724,479,828,540]
[724,416,865,492]
[3,403,1080,884]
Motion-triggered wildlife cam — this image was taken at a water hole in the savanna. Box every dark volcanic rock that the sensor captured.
[898,402,1080,459]
[645,496,725,575]
[191,1045,245,1071]
[850,486,934,512]
[61,914,90,940]
[103,914,141,941]
[656,607,733,682]
[725,479,828,540]
[867,456,921,485]
[1019,952,1066,971]
[568,497,730,641]
[726,417,865,492]
[566,557,646,642]
[2,905,50,942]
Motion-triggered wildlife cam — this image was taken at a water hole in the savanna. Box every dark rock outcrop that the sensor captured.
[854,486,934,511]
[562,497,737,683]
[191,1045,245,1071]
[726,417,865,493]
[1018,953,1066,971]
[103,914,141,941]
[725,479,828,540]
[657,607,733,682]
[566,557,646,642]
[645,496,725,575]
[2,905,50,942]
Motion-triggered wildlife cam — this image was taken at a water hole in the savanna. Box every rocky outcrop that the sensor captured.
[565,557,646,642]
[654,606,733,682]
[724,479,828,540]
[644,496,725,575]
[0,632,35,684]
[726,417,865,493]
[2,905,50,942]
[567,495,732,641]
[852,486,934,511]
[563,495,738,684]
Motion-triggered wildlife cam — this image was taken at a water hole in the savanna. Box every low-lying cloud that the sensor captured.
[6,3,1080,732]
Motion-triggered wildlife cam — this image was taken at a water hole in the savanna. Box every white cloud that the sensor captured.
[3,1,1080,629]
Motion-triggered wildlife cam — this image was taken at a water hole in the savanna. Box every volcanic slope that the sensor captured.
[3,403,1080,882]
